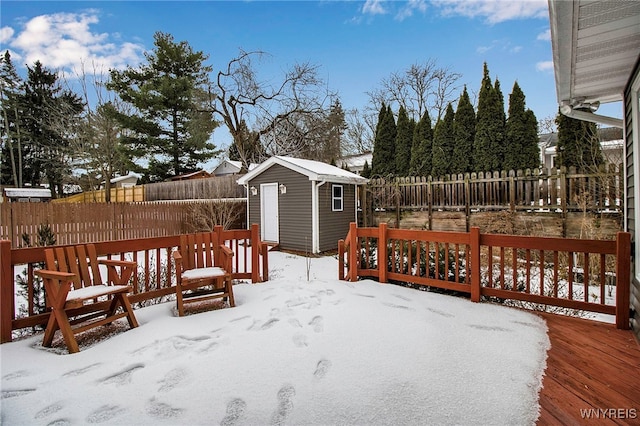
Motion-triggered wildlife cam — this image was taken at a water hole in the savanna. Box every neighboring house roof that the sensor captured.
[212,159,259,175]
[337,152,372,171]
[169,170,212,181]
[110,173,140,184]
[549,1,639,126]
[237,156,369,185]
[4,188,51,199]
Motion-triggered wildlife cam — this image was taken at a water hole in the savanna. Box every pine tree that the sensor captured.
[504,82,541,171]
[431,103,455,177]
[493,78,506,169]
[409,110,433,176]
[451,86,476,174]
[473,63,504,172]
[361,160,371,178]
[108,32,219,181]
[394,106,414,175]
[0,50,25,187]
[371,104,397,176]
[556,110,603,171]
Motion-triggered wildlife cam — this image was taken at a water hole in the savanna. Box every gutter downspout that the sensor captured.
[560,104,624,128]
[312,180,328,254]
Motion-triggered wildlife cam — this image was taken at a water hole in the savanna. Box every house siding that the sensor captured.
[246,164,313,252]
[625,57,640,340]
[318,183,357,252]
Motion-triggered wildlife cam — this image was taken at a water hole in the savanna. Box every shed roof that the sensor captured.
[237,156,369,185]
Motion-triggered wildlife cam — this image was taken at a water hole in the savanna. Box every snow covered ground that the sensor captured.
[1,252,550,425]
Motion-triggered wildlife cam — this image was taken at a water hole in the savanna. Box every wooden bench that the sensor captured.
[173,232,235,317]
[34,244,139,353]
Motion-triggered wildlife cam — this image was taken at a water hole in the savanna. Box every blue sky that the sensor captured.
[0,1,623,152]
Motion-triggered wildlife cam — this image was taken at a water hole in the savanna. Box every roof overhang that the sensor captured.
[237,156,369,186]
[549,0,640,127]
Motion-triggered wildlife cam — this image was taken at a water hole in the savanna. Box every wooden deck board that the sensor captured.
[537,312,640,425]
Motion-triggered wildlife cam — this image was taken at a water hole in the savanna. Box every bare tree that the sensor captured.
[366,60,462,123]
[538,115,557,134]
[343,107,375,155]
[207,50,333,166]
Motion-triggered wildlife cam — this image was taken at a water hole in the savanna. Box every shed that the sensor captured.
[3,188,52,203]
[212,160,258,176]
[109,173,140,188]
[237,156,368,253]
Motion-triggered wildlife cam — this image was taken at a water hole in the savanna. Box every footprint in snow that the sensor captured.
[292,333,308,348]
[426,307,454,318]
[86,405,125,423]
[46,418,72,426]
[158,368,187,393]
[100,363,144,386]
[309,316,323,333]
[1,389,36,399]
[261,318,280,330]
[288,318,302,328]
[220,398,247,426]
[2,370,30,381]
[146,398,183,419]
[313,359,332,379]
[63,363,102,377]
[35,403,63,419]
[270,384,296,426]
[468,324,512,332]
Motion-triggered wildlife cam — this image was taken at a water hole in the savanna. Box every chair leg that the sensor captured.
[118,294,139,328]
[54,309,80,354]
[176,285,185,317]
[42,310,60,348]
[226,276,235,308]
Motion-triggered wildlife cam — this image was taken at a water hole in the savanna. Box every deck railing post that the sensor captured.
[470,227,481,302]
[338,239,345,281]
[1,240,13,343]
[379,222,388,283]
[251,224,260,283]
[615,231,631,330]
[348,222,358,282]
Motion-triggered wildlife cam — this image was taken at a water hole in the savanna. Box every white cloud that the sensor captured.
[476,39,522,55]
[537,29,551,41]
[362,0,387,16]
[6,11,143,73]
[536,60,554,72]
[0,26,15,44]
[433,0,548,24]
[395,0,428,21]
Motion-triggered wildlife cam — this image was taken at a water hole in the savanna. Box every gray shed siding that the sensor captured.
[246,164,313,252]
[318,183,357,252]
[625,58,639,340]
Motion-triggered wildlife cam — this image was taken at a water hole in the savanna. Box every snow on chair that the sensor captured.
[34,244,139,354]
[173,232,235,317]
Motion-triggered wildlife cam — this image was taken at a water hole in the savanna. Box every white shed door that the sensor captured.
[261,183,279,243]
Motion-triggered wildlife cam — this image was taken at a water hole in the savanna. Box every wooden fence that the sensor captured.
[0,200,246,248]
[365,165,623,213]
[0,225,270,342]
[338,222,631,329]
[49,174,244,203]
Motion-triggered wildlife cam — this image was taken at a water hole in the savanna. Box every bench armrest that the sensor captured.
[217,244,234,272]
[99,259,137,286]
[34,269,75,305]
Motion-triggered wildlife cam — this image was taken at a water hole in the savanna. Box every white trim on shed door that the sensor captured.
[260,183,279,243]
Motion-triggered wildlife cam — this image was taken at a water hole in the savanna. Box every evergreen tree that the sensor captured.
[504,82,540,171]
[324,99,347,163]
[361,160,371,178]
[371,104,397,176]
[409,110,433,175]
[21,61,84,197]
[451,86,476,174]
[493,78,506,169]
[394,106,414,175]
[431,103,455,177]
[555,110,603,170]
[473,63,504,172]
[108,32,219,181]
[0,51,25,187]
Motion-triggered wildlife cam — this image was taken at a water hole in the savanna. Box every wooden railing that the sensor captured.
[0,224,270,343]
[339,222,631,329]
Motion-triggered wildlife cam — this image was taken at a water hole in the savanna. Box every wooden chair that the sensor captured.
[34,244,139,354]
[173,232,235,317]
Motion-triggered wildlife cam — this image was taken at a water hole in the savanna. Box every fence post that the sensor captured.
[470,227,481,302]
[251,224,260,283]
[338,239,345,281]
[615,231,631,330]
[348,222,358,282]
[1,240,13,343]
[378,222,388,283]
